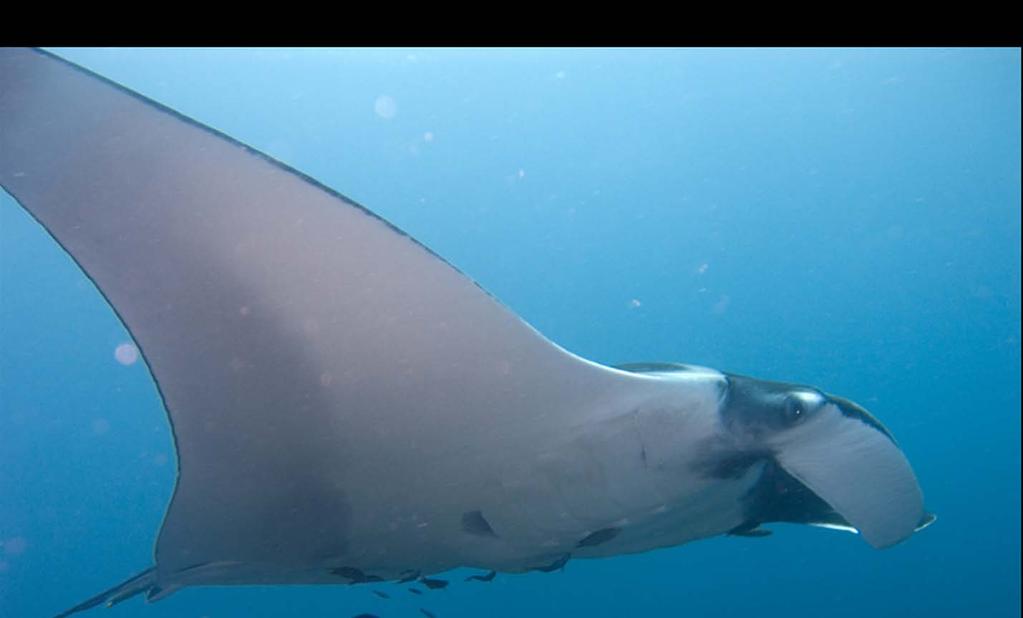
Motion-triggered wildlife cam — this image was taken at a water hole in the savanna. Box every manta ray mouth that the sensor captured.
[740,459,856,532]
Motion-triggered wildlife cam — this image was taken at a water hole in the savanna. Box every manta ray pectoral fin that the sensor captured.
[2,46,656,614]
[52,568,157,618]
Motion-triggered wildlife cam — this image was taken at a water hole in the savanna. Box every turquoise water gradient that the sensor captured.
[1,48,1019,617]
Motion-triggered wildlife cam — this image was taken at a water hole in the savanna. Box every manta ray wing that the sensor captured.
[0,47,655,596]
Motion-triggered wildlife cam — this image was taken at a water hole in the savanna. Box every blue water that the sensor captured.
[1,48,1019,617]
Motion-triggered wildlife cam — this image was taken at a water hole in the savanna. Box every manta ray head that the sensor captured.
[704,372,935,548]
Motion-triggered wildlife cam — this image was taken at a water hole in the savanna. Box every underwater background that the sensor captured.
[1,47,1019,617]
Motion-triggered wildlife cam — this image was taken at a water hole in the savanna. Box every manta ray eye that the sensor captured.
[783,396,806,424]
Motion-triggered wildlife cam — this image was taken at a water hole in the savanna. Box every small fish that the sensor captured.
[372,590,391,599]
[397,570,421,583]
[465,570,497,582]
[420,609,438,618]
[531,553,570,573]
[728,524,773,538]
[409,587,424,595]
[419,577,449,590]
[352,614,379,618]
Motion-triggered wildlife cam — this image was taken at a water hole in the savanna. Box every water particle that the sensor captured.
[629,299,642,309]
[91,418,111,436]
[114,342,139,366]
[2,537,28,557]
[374,95,398,119]
[423,131,434,142]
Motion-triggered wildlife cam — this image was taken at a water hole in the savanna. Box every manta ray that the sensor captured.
[0,48,934,617]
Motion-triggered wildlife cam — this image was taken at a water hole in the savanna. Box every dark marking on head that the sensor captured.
[372,590,391,599]
[721,373,896,445]
[827,394,896,442]
[530,553,570,573]
[419,577,449,590]
[576,527,621,548]
[462,510,498,538]
[720,373,823,435]
[465,570,497,582]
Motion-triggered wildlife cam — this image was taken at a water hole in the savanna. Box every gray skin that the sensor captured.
[0,49,931,618]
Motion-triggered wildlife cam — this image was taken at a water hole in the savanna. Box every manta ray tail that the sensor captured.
[53,567,157,618]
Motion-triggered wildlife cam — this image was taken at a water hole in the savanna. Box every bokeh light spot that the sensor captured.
[374,95,397,119]
[114,342,139,366]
